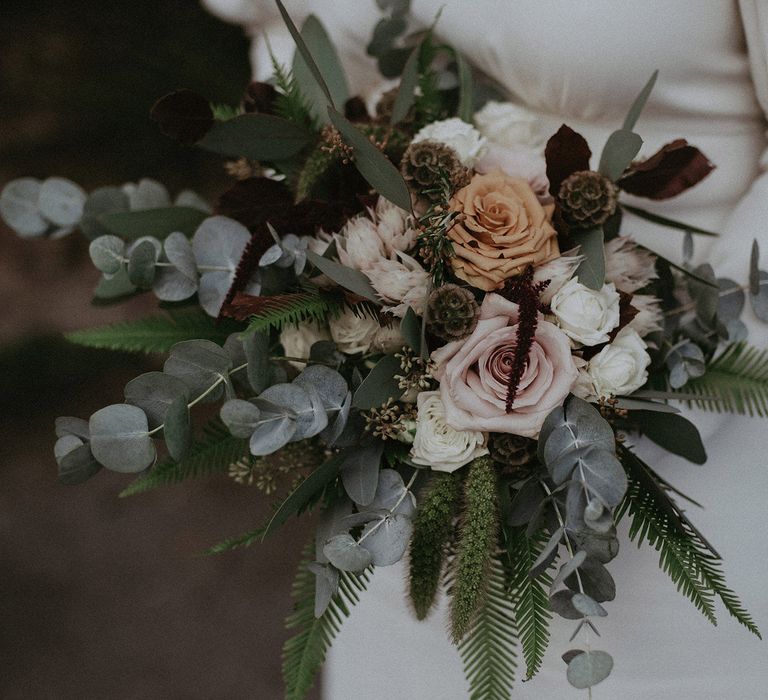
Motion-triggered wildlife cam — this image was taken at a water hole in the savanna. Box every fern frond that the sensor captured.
[502,526,553,680]
[120,420,248,497]
[65,309,238,353]
[282,545,370,700]
[204,526,266,556]
[458,555,518,700]
[227,293,342,335]
[673,342,768,417]
[617,444,761,637]
[269,52,315,129]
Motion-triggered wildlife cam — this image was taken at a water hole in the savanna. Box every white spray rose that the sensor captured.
[329,308,380,355]
[411,117,487,167]
[551,279,621,346]
[474,101,544,149]
[279,321,331,369]
[410,391,488,472]
[587,328,651,398]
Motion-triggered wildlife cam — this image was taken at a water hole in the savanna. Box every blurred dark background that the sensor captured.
[0,2,317,697]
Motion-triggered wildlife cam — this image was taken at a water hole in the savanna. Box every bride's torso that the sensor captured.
[237,1,768,697]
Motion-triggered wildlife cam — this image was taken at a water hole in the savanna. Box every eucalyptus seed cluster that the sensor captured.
[401,139,471,199]
[488,433,538,478]
[365,397,415,441]
[395,347,437,396]
[228,441,324,493]
[427,283,480,341]
[320,124,354,163]
[558,170,618,228]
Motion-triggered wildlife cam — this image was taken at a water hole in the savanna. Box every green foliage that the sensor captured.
[450,457,499,643]
[412,36,447,127]
[244,293,342,336]
[295,146,339,201]
[211,103,240,121]
[66,309,239,354]
[120,420,248,497]
[617,444,761,637]
[270,52,316,130]
[458,555,518,700]
[205,525,266,555]
[282,545,370,700]
[502,526,553,680]
[673,342,768,417]
[409,472,462,619]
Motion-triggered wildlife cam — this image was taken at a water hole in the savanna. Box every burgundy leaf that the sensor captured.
[150,89,213,145]
[344,96,371,122]
[617,139,714,200]
[545,125,592,197]
[243,81,279,114]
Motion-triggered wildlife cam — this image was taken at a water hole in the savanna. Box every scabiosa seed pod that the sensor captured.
[558,170,618,228]
[400,140,471,198]
[488,433,538,477]
[427,283,480,341]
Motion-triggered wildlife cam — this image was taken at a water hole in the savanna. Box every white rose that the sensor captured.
[474,101,544,149]
[329,307,380,355]
[279,321,331,369]
[410,391,488,473]
[551,279,621,346]
[411,117,487,167]
[587,328,651,398]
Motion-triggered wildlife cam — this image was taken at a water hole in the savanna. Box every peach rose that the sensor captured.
[432,293,578,438]
[448,170,560,291]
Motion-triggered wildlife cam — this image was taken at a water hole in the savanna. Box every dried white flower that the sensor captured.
[303,229,333,256]
[335,216,384,271]
[533,250,583,303]
[364,252,431,317]
[411,117,487,167]
[628,293,664,338]
[604,236,657,293]
[410,391,488,472]
[370,197,417,256]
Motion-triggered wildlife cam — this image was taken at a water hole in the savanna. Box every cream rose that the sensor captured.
[279,321,331,369]
[410,391,488,472]
[411,118,487,167]
[474,101,544,149]
[329,308,379,355]
[587,328,651,398]
[550,279,621,346]
[432,294,578,438]
[447,170,560,291]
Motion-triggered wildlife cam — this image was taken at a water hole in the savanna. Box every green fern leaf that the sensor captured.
[269,52,316,130]
[234,293,342,335]
[502,526,553,680]
[120,420,248,497]
[66,308,239,353]
[282,545,370,700]
[458,555,518,700]
[204,526,266,556]
[617,444,761,637]
[673,342,768,417]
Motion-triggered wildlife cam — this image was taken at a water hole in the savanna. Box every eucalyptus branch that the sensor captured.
[358,469,419,544]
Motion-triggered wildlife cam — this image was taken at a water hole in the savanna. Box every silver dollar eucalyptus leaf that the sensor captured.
[124,372,189,429]
[322,533,372,573]
[38,177,87,226]
[565,556,616,602]
[259,383,326,441]
[359,513,413,566]
[125,178,171,210]
[322,392,352,446]
[566,650,614,689]
[55,416,90,440]
[248,397,298,456]
[56,441,102,485]
[89,404,156,473]
[220,399,261,438]
[163,339,232,400]
[243,331,270,394]
[127,239,159,289]
[174,189,211,212]
[307,562,339,617]
[368,468,415,517]
[89,235,125,275]
[0,177,48,237]
[571,593,608,618]
[550,550,587,593]
[164,395,192,461]
[338,443,384,506]
[315,499,354,563]
[54,434,84,461]
[549,589,582,620]
[294,365,349,411]
[80,186,130,240]
[153,231,199,302]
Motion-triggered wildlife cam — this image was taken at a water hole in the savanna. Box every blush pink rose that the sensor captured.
[431,293,578,437]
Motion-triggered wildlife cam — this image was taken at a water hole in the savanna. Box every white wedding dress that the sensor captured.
[205,2,768,697]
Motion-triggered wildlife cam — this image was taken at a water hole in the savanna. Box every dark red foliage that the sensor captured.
[545,125,592,198]
[243,81,278,114]
[500,267,550,413]
[150,89,214,145]
[216,177,358,316]
[221,291,318,321]
[617,139,714,200]
[344,96,371,122]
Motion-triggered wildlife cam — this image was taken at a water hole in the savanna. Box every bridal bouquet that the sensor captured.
[4,2,766,697]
